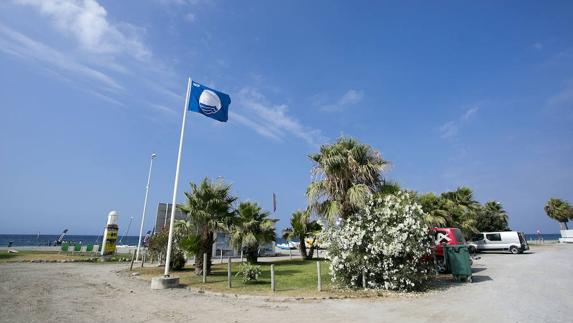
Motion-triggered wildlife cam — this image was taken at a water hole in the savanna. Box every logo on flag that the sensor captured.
[189,81,231,122]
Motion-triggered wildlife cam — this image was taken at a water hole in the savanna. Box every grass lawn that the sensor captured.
[133,258,392,298]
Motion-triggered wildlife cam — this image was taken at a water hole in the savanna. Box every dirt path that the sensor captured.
[1,245,572,323]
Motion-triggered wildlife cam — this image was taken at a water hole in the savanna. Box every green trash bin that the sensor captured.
[444,245,473,283]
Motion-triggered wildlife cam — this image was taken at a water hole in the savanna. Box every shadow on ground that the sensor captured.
[471,275,493,283]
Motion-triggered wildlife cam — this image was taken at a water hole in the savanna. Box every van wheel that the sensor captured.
[509,246,519,254]
[468,246,476,254]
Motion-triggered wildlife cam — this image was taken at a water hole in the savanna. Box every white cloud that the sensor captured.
[1,1,185,116]
[157,0,205,5]
[184,12,196,22]
[229,111,282,141]
[14,0,151,60]
[0,24,122,91]
[319,89,365,112]
[462,106,479,121]
[439,106,480,139]
[533,42,543,50]
[439,121,458,139]
[547,82,573,107]
[235,88,326,147]
[148,103,177,116]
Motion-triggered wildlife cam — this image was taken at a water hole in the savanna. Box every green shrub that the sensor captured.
[170,250,186,270]
[148,229,169,263]
[236,263,262,283]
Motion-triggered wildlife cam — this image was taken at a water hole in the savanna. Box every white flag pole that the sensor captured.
[164,77,192,277]
[135,153,157,261]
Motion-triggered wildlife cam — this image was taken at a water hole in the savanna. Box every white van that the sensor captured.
[467,231,529,254]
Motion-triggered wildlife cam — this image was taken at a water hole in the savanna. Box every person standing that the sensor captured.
[536,229,543,243]
[143,231,151,247]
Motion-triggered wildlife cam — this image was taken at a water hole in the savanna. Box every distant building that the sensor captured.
[153,203,185,233]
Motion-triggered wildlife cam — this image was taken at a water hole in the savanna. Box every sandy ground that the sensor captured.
[1,245,572,323]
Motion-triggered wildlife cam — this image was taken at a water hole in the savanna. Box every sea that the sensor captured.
[0,233,560,247]
[0,234,140,247]
[524,233,561,241]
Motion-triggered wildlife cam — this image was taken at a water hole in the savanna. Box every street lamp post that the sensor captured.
[136,153,157,261]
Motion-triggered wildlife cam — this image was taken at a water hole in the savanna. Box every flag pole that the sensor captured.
[164,77,192,277]
[136,153,156,261]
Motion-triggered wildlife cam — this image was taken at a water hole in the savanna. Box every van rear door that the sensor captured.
[518,232,529,250]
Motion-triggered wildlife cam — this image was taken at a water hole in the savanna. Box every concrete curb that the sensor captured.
[4,258,132,264]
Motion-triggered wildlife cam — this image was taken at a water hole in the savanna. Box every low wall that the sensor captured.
[0,245,136,254]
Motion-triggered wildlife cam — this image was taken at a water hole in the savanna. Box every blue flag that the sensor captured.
[188,81,231,122]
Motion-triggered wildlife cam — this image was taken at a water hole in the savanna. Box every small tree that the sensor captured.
[229,202,276,263]
[148,228,169,264]
[282,210,322,260]
[148,228,185,269]
[417,192,450,227]
[178,178,237,275]
[417,187,480,238]
[174,218,201,264]
[545,198,573,230]
[475,201,510,232]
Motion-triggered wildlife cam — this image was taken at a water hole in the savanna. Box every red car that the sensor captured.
[432,227,467,256]
[431,227,468,273]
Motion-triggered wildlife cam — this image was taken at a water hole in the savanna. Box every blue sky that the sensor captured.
[1,0,572,235]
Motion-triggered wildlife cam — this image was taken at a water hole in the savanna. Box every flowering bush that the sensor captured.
[323,191,433,291]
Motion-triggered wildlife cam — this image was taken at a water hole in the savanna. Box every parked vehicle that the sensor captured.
[467,231,529,254]
[431,227,469,273]
[432,227,467,257]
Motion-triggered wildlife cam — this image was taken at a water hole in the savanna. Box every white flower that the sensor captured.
[324,192,432,292]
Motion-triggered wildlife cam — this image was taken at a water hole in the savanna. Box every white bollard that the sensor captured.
[362,269,367,290]
[271,264,275,292]
[317,261,322,292]
[202,253,207,283]
[227,257,232,288]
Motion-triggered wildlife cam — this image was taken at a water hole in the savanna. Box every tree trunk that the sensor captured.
[245,245,259,263]
[305,237,317,260]
[298,235,307,260]
[195,228,213,275]
[563,222,569,230]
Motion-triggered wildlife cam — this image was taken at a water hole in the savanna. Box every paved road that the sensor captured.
[1,245,571,323]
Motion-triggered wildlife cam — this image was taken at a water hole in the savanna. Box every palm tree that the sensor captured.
[417,187,480,237]
[282,210,322,260]
[307,137,389,222]
[229,202,276,263]
[417,192,451,227]
[545,198,573,230]
[376,180,402,197]
[440,187,480,237]
[177,178,237,275]
[475,201,510,232]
